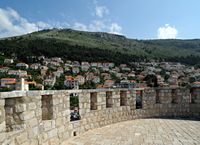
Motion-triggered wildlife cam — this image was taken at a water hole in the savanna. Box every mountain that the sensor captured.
[1,28,200,65]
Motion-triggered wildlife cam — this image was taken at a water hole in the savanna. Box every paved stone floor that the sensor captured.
[64,118,200,145]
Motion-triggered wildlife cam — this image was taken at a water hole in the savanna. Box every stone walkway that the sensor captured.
[63,118,200,145]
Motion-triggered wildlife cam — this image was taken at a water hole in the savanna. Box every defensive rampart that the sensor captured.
[0,87,199,145]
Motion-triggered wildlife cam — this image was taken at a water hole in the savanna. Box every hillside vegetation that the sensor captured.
[1,28,200,65]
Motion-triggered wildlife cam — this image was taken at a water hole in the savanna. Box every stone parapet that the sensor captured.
[0,87,199,144]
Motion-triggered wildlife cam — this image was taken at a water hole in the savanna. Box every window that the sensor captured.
[42,95,53,120]
[190,89,196,104]
[70,93,80,121]
[106,92,113,108]
[156,90,160,103]
[120,91,127,106]
[171,89,178,104]
[90,92,97,110]
[136,91,142,109]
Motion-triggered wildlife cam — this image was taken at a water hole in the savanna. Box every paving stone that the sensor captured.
[63,119,200,145]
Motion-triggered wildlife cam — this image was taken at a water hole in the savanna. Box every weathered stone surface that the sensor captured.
[19,111,35,121]
[15,104,26,113]
[0,88,199,144]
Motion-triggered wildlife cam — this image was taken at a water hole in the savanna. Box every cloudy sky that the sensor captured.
[0,0,199,39]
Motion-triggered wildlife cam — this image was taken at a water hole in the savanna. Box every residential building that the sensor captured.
[1,78,16,87]
[16,63,29,69]
[104,80,115,88]
[8,70,27,77]
[64,76,79,89]
[92,76,100,84]
[30,63,41,70]
[4,59,14,64]
[0,67,10,73]
[72,67,80,74]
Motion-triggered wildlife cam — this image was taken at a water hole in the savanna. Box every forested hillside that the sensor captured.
[1,28,200,65]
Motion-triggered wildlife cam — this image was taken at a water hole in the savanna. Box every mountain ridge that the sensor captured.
[1,28,200,65]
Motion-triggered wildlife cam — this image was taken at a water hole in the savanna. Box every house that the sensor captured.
[103,62,115,68]
[191,82,200,88]
[72,67,80,74]
[75,75,85,85]
[51,57,63,63]
[85,72,94,81]
[15,78,36,91]
[104,80,115,88]
[49,61,60,67]
[64,76,79,89]
[1,78,35,91]
[91,62,98,67]
[128,72,135,78]
[102,67,109,72]
[43,58,51,65]
[16,63,29,69]
[64,66,71,72]
[92,76,100,84]
[38,55,45,60]
[57,67,64,73]
[44,77,56,87]
[53,71,61,78]
[120,64,127,68]
[1,78,16,88]
[65,60,72,64]
[97,62,103,68]
[8,70,27,77]
[101,73,111,80]
[4,59,14,64]
[0,67,10,73]
[81,65,90,72]
[72,61,80,67]
[81,62,90,72]
[121,67,131,72]
[40,66,48,76]
[119,80,135,88]
[30,63,41,70]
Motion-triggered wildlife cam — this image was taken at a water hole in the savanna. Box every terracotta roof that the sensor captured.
[65,76,75,81]
[193,82,200,84]
[1,78,16,81]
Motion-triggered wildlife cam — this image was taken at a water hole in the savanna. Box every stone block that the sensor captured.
[0,100,5,106]
[48,128,58,138]
[28,102,37,110]
[15,104,26,113]
[15,132,28,144]
[19,111,35,121]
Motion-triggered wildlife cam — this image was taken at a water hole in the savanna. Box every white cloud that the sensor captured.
[89,20,105,31]
[109,23,122,35]
[0,7,123,38]
[95,6,109,18]
[0,7,51,38]
[73,21,105,32]
[157,24,178,39]
[73,21,122,35]
[73,22,88,31]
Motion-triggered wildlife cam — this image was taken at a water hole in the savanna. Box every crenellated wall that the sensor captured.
[0,87,199,145]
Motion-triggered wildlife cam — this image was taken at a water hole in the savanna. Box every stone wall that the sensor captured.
[0,87,199,145]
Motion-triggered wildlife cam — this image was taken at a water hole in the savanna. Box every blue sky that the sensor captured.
[0,0,199,39]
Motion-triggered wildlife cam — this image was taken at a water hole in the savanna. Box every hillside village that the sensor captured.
[0,55,200,91]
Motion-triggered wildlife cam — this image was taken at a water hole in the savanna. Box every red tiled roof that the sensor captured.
[1,78,16,81]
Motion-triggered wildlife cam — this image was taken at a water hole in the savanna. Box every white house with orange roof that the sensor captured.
[64,76,79,89]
